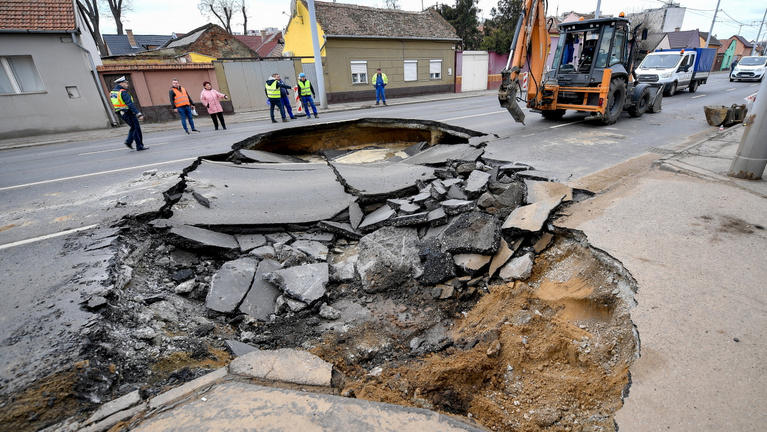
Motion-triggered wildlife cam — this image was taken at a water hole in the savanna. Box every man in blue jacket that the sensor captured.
[110,76,147,151]
[276,74,297,119]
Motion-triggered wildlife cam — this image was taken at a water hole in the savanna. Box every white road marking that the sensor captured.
[691,94,707,99]
[0,157,196,192]
[78,142,169,156]
[726,88,736,92]
[0,224,98,250]
[439,110,507,122]
[549,120,584,129]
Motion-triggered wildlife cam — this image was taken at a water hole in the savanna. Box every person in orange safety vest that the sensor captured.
[169,79,200,134]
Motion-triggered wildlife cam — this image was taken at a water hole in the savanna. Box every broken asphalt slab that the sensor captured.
[525,180,573,203]
[169,161,355,226]
[402,143,484,166]
[330,161,435,201]
[229,349,333,387]
[264,263,329,304]
[168,225,239,252]
[357,226,423,293]
[238,259,282,321]
[205,257,258,313]
[502,196,565,233]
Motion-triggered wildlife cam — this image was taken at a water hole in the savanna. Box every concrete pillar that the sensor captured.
[728,75,767,179]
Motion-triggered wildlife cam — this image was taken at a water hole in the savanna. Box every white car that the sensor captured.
[730,56,766,82]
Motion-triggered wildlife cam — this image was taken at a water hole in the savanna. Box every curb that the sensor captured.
[0,91,496,151]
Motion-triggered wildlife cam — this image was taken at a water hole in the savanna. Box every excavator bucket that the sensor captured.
[498,70,526,124]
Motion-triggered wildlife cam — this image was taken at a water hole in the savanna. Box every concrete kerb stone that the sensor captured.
[84,390,141,425]
[228,349,334,387]
[79,403,147,432]
[149,367,228,409]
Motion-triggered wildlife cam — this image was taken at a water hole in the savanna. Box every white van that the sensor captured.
[636,49,714,96]
[730,56,766,82]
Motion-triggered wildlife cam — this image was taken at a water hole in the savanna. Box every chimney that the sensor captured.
[674,27,680,32]
[126,29,138,48]
[260,30,267,39]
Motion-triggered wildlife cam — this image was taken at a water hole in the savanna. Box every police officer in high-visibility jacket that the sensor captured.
[265,73,291,123]
[297,73,319,119]
[110,76,147,151]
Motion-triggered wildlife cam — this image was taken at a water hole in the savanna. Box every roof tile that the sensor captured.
[312,1,458,40]
[0,0,76,32]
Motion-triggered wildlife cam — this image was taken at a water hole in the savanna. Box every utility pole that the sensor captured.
[752,8,766,55]
[728,76,767,179]
[306,0,328,108]
[705,0,721,47]
[594,0,601,19]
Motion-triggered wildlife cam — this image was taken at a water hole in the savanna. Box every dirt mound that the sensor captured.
[340,237,637,431]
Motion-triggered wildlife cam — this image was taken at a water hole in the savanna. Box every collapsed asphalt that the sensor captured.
[1,118,639,432]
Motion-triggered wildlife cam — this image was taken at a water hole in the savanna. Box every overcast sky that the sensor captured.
[101,0,765,43]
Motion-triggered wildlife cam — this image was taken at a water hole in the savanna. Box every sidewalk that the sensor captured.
[0,90,495,151]
[559,124,767,431]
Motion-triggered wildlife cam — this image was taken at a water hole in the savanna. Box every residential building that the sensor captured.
[235,30,285,57]
[0,0,115,138]
[283,0,460,102]
[102,30,173,56]
[96,24,251,122]
[719,35,755,70]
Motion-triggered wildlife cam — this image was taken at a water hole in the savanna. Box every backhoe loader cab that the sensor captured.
[498,9,663,125]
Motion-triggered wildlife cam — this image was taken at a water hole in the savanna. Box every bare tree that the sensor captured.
[240,0,248,35]
[77,0,108,56]
[103,0,132,35]
[385,0,400,9]
[198,0,236,34]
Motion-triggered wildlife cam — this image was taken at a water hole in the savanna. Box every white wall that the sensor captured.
[0,33,110,138]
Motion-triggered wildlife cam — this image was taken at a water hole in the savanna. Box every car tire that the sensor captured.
[689,81,698,93]
[629,87,651,118]
[600,78,626,125]
[666,81,677,97]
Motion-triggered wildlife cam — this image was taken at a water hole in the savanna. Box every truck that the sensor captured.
[498,0,664,125]
[635,47,716,95]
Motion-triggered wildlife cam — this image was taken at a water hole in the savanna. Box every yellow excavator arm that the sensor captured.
[497,0,550,124]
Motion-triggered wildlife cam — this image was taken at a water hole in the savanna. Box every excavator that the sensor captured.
[498,0,663,125]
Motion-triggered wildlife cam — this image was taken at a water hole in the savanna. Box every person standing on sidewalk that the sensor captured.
[265,73,290,123]
[373,68,388,105]
[297,73,319,119]
[169,79,200,134]
[110,76,147,151]
[276,74,297,119]
[199,81,228,131]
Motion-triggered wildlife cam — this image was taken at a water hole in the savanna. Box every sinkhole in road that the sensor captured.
[1,118,639,432]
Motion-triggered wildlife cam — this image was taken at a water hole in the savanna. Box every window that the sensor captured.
[429,60,442,79]
[0,56,45,94]
[611,27,626,66]
[595,26,614,68]
[351,60,368,84]
[404,60,417,81]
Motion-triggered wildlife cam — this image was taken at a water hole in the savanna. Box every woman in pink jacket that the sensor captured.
[200,81,228,130]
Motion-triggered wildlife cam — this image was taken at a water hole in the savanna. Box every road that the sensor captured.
[0,72,758,247]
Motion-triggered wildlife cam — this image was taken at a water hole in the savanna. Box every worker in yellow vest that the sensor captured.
[297,73,319,119]
[265,73,291,123]
[110,76,147,151]
[169,79,200,134]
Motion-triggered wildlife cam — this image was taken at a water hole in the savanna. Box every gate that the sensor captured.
[219,59,296,112]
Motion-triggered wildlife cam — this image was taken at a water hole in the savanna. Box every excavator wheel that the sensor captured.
[541,109,566,120]
[600,78,626,125]
[628,87,651,118]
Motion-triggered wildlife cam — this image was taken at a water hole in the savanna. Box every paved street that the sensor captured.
[0,72,757,247]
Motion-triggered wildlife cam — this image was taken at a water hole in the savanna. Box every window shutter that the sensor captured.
[404,60,417,81]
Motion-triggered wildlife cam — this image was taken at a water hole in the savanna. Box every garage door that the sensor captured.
[461,51,489,92]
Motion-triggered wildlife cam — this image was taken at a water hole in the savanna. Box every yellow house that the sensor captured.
[284,0,460,103]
